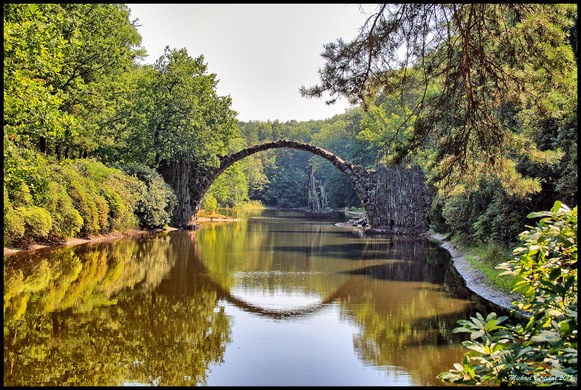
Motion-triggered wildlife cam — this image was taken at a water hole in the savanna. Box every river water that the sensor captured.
[3,210,500,386]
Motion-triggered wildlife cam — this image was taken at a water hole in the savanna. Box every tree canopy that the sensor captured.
[301,3,577,197]
[4,3,144,159]
[122,46,239,170]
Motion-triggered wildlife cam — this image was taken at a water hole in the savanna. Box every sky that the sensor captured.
[127,3,380,123]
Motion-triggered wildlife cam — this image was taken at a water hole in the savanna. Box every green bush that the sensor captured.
[90,163,141,232]
[58,163,104,236]
[441,194,473,242]
[439,201,577,386]
[40,181,84,239]
[3,141,49,204]
[3,144,172,245]
[18,205,53,240]
[120,164,176,229]
[4,181,54,245]
[4,206,26,245]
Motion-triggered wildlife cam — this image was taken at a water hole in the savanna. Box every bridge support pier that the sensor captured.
[363,165,431,235]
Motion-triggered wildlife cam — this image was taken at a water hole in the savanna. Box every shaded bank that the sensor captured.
[428,231,520,312]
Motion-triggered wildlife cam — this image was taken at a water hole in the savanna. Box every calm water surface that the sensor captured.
[4,210,498,386]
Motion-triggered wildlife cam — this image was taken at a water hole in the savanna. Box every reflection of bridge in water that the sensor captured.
[210,280,350,320]
[162,231,491,322]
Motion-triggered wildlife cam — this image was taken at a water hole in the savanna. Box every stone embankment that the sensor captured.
[428,232,521,313]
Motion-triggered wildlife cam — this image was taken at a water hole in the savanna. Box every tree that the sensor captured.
[122,47,238,226]
[301,4,577,197]
[3,3,143,159]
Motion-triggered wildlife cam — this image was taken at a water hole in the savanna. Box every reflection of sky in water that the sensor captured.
[231,270,329,309]
[230,285,324,309]
[207,303,413,387]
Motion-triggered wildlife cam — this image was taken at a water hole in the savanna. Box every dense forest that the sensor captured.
[3,3,577,256]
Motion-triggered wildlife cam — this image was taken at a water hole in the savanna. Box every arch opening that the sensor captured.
[196,140,373,225]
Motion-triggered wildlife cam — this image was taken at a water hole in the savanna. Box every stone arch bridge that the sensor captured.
[159,140,430,235]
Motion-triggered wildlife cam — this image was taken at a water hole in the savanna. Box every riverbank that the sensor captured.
[3,216,244,257]
[3,227,175,257]
[428,231,520,313]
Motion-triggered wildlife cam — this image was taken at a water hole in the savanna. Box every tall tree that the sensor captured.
[122,47,238,226]
[301,4,577,197]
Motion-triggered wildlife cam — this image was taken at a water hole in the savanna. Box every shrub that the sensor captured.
[58,163,103,236]
[97,171,140,232]
[120,164,176,229]
[4,206,26,245]
[3,145,169,244]
[41,181,84,239]
[438,201,577,386]
[19,205,53,240]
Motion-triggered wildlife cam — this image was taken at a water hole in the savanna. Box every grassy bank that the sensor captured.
[450,238,516,293]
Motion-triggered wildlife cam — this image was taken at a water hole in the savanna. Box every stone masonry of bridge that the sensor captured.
[159,140,430,235]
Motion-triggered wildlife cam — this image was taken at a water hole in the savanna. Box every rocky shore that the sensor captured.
[428,231,521,313]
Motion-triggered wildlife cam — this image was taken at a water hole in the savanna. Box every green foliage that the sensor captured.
[439,201,577,386]
[3,3,143,158]
[3,147,168,245]
[257,149,310,208]
[122,47,238,169]
[432,178,558,248]
[121,164,176,229]
[312,109,376,208]
[41,181,84,239]
[3,140,49,204]
[77,160,143,231]
[206,163,249,209]
[201,192,219,214]
[54,162,107,235]
[19,206,53,240]
[4,207,26,245]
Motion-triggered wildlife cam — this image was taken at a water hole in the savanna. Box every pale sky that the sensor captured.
[127,3,380,122]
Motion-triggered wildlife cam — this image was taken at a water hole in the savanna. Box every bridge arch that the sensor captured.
[213,140,372,202]
[159,139,430,234]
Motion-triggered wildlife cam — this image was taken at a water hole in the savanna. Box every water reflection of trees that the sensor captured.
[4,222,508,387]
[334,240,499,386]
[3,234,231,386]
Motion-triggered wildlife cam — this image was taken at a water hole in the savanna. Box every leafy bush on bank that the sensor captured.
[3,145,176,247]
[439,201,577,386]
[120,163,177,229]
